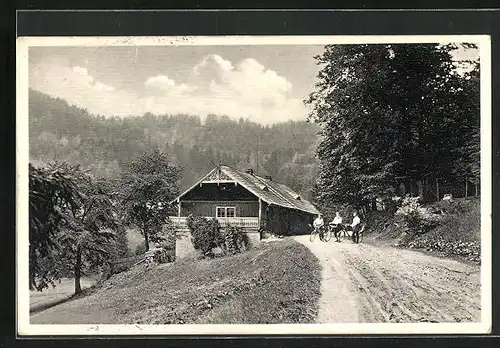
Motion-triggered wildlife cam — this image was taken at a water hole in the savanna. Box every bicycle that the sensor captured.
[310,225,331,242]
[335,223,365,244]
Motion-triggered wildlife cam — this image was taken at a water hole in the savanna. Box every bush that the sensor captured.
[395,196,440,239]
[187,216,223,256]
[186,216,250,257]
[223,224,249,255]
[135,244,147,255]
[429,199,470,215]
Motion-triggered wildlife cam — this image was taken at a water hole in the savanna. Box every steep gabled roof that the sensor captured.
[175,165,320,215]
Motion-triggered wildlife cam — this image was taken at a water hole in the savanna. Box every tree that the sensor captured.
[119,149,182,250]
[305,43,480,208]
[29,163,119,294]
[56,173,118,294]
[450,61,480,186]
[29,163,80,291]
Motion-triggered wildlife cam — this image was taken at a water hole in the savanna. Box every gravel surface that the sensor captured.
[295,235,481,323]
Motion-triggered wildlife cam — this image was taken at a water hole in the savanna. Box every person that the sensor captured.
[351,211,361,242]
[329,211,343,242]
[313,214,325,238]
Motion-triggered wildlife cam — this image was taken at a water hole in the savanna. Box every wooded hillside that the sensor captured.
[29,89,319,199]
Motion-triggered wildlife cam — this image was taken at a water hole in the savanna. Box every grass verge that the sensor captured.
[30,238,321,324]
[29,277,95,313]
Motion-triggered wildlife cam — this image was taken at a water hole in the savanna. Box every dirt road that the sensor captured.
[294,235,481,323]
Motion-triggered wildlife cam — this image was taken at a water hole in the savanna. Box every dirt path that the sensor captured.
[294,235,481,323]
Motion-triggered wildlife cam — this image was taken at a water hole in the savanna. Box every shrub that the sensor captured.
[223,224,249,255]
[187,216,223,256]
[429,199,470,215]
[395,196,440,239]
[135,244,147,255]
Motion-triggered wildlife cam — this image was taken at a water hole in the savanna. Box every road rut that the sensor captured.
[295,235,481,323]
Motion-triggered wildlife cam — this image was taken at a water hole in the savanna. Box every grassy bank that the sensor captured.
[31,238,321,324]
[30,277,95,313]
[366,197,481,263]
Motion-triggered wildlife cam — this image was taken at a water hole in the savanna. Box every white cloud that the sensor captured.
[30,55,308,124]
[145,75,175,89]
[30,62,143,116]
[94,82,115,92]
[193,54,234,76]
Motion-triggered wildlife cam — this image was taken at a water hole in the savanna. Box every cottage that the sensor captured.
[170,165,320,259]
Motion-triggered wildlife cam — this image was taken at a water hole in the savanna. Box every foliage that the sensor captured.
[29,163,81,291]
[186,216,249,257]
[119,149,182,250]
[451,62,480,184]
[223,224,249,255]
[161,218,179,250]
[135,244,147,256]
[395,196,441,239]
[114,226,131,258]
[397,197,480,262]
[29,89,319,201]
[305,43,480,208]
[186,216,223,256]
[29,162,119,294]
[58,171,118,294]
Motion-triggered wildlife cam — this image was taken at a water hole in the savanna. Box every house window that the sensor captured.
[216,206,236,218]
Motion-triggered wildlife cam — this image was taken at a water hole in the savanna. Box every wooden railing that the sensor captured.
[169,216,259,228]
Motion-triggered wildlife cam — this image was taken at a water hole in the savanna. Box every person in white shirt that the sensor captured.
[351,211,361,228]
[351,211,362,242]
[329,212,343,242]
[313,214,325,238]
[332,212,343,225]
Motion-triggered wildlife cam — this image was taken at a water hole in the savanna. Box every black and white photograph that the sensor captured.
[16,35,491,335]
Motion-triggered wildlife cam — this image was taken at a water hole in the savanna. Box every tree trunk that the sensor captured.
[29,247,35,290]
[74,245,82,295]
[436,178,440,202]
[143,224,150,251]
[465,179,468,198]
[418,180,424,199]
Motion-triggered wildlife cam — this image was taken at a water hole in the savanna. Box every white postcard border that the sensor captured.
[16,34,492,336]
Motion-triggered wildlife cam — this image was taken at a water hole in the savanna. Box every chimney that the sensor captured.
[265,175,272,181]
[246,168,254,175]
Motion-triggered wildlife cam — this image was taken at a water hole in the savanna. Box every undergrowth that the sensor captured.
[366,197,481,262]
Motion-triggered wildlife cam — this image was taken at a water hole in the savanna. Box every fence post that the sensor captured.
[465,179,468,198]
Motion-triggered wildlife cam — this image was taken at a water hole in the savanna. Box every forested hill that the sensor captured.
[29,89,320,199]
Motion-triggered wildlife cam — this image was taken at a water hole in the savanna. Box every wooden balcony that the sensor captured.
[169,216,259,229]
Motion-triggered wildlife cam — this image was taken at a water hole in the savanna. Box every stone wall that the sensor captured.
[245,231,261,247]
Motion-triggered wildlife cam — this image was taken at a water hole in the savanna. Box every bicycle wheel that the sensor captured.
[358,231,364,243]
[319,230,325,242]
[310,230,317,242]
[352,232,358,243]
[323,228,332,242]
[337,230,345,241]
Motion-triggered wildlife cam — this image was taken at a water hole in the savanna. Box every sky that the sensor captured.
[29,45,325,125]
[29,43,479,125]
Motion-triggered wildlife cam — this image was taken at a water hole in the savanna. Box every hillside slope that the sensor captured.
[367,197,481,263]
[29,89,319,198]
[30,239,321,324]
